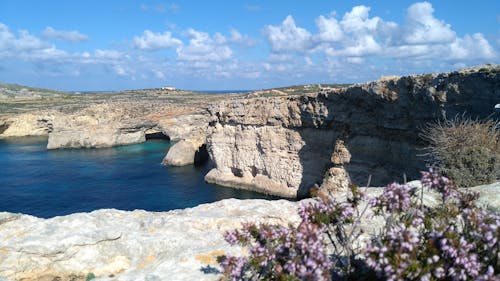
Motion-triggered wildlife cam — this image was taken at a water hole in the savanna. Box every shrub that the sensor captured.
[420,115,499,187]
[366,169,499,280]
[218,170,499,280]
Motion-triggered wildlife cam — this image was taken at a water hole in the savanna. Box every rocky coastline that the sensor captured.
[1,65,499,197]
[0,65,499,279]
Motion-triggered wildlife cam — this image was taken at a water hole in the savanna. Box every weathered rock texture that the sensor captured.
[0,182,497,281]
[0,113,53,137]
[205,65,500,198]
[0,199,300,281]
[160,113,209,166]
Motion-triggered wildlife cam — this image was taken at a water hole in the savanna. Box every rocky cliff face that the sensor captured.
[205,65,500,198]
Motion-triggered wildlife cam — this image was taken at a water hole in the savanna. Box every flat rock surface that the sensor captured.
[0,199,300,281]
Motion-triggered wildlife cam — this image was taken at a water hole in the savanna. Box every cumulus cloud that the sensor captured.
[263,15,313,53]
[340,6,381,34]
[262,2,496,67]
[404,2,456,44]
[315,14,343,42]
[133,30,181,50]
[448,33,495,60]
[0,23,49,54]
[0,22,135,79]
[42,27,89,42]
[176,28,232,62]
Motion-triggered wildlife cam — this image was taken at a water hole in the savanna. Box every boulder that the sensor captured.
[162,139,200,166]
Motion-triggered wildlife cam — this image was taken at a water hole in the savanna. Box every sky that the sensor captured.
[0,1,499,91]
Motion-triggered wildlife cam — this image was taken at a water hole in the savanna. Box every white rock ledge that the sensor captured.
[0,182,497,281]
[0,199,300,281]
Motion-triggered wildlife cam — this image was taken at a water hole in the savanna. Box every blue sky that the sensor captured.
[0,1,499,91]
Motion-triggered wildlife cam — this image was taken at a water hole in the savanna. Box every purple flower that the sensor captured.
[374,182,413,213]
[219,256,247,280]
[421,169,458,201]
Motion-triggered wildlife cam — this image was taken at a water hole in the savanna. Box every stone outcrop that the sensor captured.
[159,113,210,166]
[0,199,300,281]
[0,113,52,137]
[0,182,497,281]
[205,65,500,198]
[162,139,203,166]
[45,103,169,149]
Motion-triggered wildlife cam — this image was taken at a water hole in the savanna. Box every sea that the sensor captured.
[0,136,273,218]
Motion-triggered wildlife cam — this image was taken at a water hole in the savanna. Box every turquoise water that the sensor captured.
[0,137,273,218]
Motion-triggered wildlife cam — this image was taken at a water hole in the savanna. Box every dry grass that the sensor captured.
[420,115,499,187]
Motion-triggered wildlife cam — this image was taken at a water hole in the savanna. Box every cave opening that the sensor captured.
[194,144,209,167]
[230,167,244,178]
[145,132,170,141]
[0,124,9,135]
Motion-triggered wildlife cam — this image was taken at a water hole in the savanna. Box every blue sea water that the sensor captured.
[0,137,273,218]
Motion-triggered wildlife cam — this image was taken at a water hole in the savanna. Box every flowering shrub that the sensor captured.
[219,220,331,280]
[218,170,499,280]
[366,169,499,281]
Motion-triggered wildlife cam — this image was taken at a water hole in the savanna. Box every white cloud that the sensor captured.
[263,15,312,53]
[449,33,495,60]
[315,14,343,42]
[94,49,124,60]
[304,56,314,66]
[176,28,232,62]
[153,70,165,79]
[337,35,382,57]
[0,23,49,53]
[113,65,129,76]
[340,6,381,34]
[346,57,364,64]
[404,2,456,44]
[228,28,255,47]
[133,30,181,50]
[42,27,89,42]
[262,2,495,67]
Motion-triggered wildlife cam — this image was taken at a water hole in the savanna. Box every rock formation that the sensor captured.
[0,89,220,166]
[205,65,500,198]
[0,113,53,137]
[0,182,497,281]
[159,113,209,166]
[0,199,300,281]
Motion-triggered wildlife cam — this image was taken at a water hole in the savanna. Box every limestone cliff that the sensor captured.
[0,90,219,165]
[205,65,500,198]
